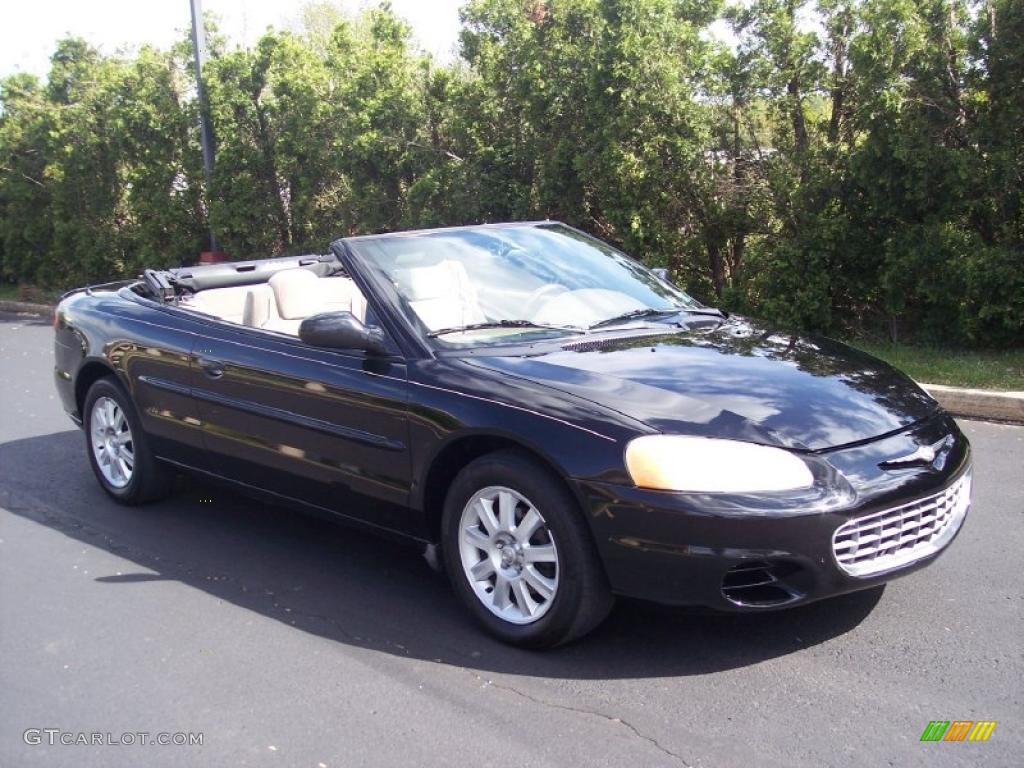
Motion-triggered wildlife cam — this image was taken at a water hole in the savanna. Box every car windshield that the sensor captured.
[349,223,703,345]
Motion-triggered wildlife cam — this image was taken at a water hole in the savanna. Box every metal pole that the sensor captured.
[190,0,219,253]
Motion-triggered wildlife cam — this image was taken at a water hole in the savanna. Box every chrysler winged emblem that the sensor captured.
[879,436,953,471]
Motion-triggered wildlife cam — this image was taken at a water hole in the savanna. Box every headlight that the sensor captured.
[624,435,815,493]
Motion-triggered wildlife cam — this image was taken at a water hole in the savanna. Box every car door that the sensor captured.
[189,319,415,536]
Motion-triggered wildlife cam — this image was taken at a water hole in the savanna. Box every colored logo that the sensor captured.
[920,721,997,742]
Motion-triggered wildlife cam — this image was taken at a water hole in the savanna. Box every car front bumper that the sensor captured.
[573,413,972,611]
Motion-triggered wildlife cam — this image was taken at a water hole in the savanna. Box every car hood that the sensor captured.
[465,318,939,451]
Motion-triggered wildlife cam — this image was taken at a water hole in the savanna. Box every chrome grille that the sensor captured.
[832,471,971,577]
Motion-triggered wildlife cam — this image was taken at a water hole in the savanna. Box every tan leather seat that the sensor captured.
[242,284,275,329]
[268,268,318,332]
[242,271,369,334]
[396,260,486,331]
[321,277,367,322]
[182,286,251,323]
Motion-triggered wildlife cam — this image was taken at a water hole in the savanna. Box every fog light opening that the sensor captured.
[721,560,807,607]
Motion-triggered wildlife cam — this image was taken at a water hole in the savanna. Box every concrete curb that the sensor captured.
[1,298,1021,424]
[921,383,1024,424]
[0,299,53,317]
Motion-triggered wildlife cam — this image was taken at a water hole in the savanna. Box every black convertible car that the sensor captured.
[53,222,972,647]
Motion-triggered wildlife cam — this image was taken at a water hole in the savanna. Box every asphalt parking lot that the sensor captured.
[0,309,1020,767]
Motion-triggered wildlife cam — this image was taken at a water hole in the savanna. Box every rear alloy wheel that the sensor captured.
[84,377,172,504]
[443,450,612,647]
[90,395,135,489]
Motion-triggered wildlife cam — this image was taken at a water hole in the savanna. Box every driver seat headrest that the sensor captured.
[268,269,320,320]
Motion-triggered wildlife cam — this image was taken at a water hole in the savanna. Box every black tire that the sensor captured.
[442,449,613,648]
[83,376,172,504]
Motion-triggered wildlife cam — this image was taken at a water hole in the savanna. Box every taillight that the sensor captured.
[52,308,60,330]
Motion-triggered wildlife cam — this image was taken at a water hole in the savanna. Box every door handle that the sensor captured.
[197,357,225,379]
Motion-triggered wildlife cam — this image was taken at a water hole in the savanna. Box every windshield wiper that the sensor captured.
[427,320,583,338]
[587,307,683,330]
[589,306,728,330]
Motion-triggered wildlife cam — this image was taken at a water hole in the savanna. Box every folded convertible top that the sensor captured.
[168,253,336,292]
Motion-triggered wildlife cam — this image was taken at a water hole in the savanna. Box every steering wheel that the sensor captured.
[523,284,569,320]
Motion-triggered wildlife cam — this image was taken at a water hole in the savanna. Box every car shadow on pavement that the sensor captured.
[1,430,883,680]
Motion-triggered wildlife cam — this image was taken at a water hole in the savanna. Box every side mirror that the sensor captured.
[299,311,388,355]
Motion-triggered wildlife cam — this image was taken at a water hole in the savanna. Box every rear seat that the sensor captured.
[182,269,368,336]
[180,285,251,324]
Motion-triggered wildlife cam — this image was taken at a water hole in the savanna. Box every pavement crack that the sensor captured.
[479,676,692,766]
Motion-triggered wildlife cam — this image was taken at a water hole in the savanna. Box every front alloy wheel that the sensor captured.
[458,486,559,624]
[442,449,613,647]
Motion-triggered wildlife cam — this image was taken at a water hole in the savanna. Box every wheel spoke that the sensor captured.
[470,557,495,581]
[104,399,117,428]
[515,508,543,542]
[522,566,556,601]
[115,457,130,481]
[523,543,556,564]
[511,579,538,617]
[497,490,516,531]
[477,497,500,535]
[463,526,490,552]
[492,575,512,611]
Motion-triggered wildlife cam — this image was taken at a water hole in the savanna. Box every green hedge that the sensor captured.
[1,0,1021,347]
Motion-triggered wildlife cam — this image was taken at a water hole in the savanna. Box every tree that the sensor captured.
[0,72,53,284]
[0,0,1019,347]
